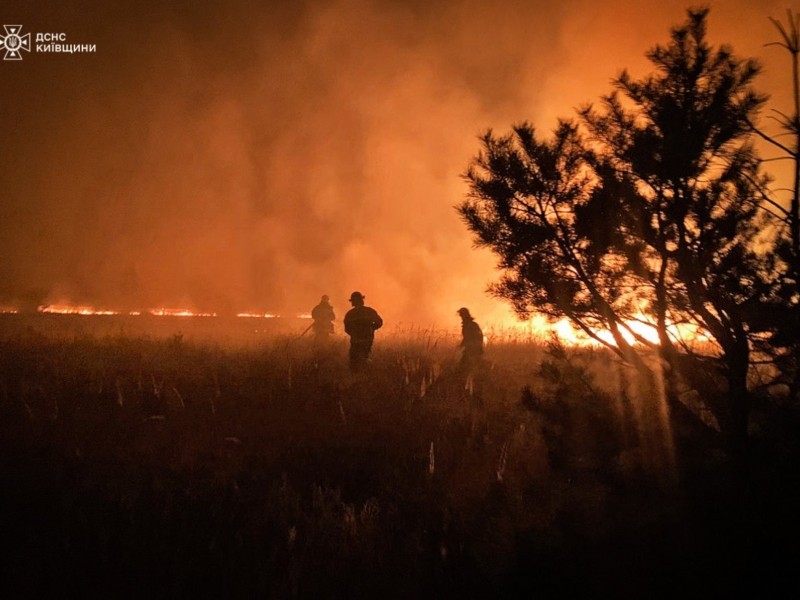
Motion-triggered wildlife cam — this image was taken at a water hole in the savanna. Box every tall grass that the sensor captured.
[0,326,798,597]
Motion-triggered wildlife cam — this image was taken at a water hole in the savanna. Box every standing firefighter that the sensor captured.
[458,307,484,368]
[344,291,383,369]
[311,294,335,342]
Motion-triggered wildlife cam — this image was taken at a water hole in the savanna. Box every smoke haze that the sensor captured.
[0,0,791,325]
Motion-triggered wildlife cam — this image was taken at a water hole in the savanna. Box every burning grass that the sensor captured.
[0,327,798,597]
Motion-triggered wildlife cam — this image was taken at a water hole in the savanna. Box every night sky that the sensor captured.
[0,0,791,323]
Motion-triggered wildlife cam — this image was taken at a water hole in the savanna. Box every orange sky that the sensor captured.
[0,0,794,327]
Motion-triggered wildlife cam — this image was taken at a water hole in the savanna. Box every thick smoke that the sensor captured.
[0,0,790,325]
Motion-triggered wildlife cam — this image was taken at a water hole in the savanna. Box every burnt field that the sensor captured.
[1,320,799,598]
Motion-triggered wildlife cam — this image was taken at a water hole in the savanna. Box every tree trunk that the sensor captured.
[725,340,751,459]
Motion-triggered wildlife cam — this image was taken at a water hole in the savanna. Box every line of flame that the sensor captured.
[3,304,712,348]
[39,305,122,316]
[149,308,217,317]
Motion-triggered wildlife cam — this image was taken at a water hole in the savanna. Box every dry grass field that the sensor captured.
[1,318,798,597]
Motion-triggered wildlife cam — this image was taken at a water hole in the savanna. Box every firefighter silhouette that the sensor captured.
[343,291,383,369]
[458,307,484,368]
[311,294,335,341]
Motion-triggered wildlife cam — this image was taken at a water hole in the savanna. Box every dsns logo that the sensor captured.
[0,25,31,60]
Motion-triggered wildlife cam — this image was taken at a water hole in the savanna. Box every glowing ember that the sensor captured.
[0,307,19,314]
[236,312,279,318]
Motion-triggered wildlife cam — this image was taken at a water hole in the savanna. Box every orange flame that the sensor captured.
[39,304,121,316]
[11,302,712,349]
[496,313,712,349]
[149,308,217,317]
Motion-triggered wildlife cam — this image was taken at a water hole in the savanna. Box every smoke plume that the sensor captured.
[0,0,790,326]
